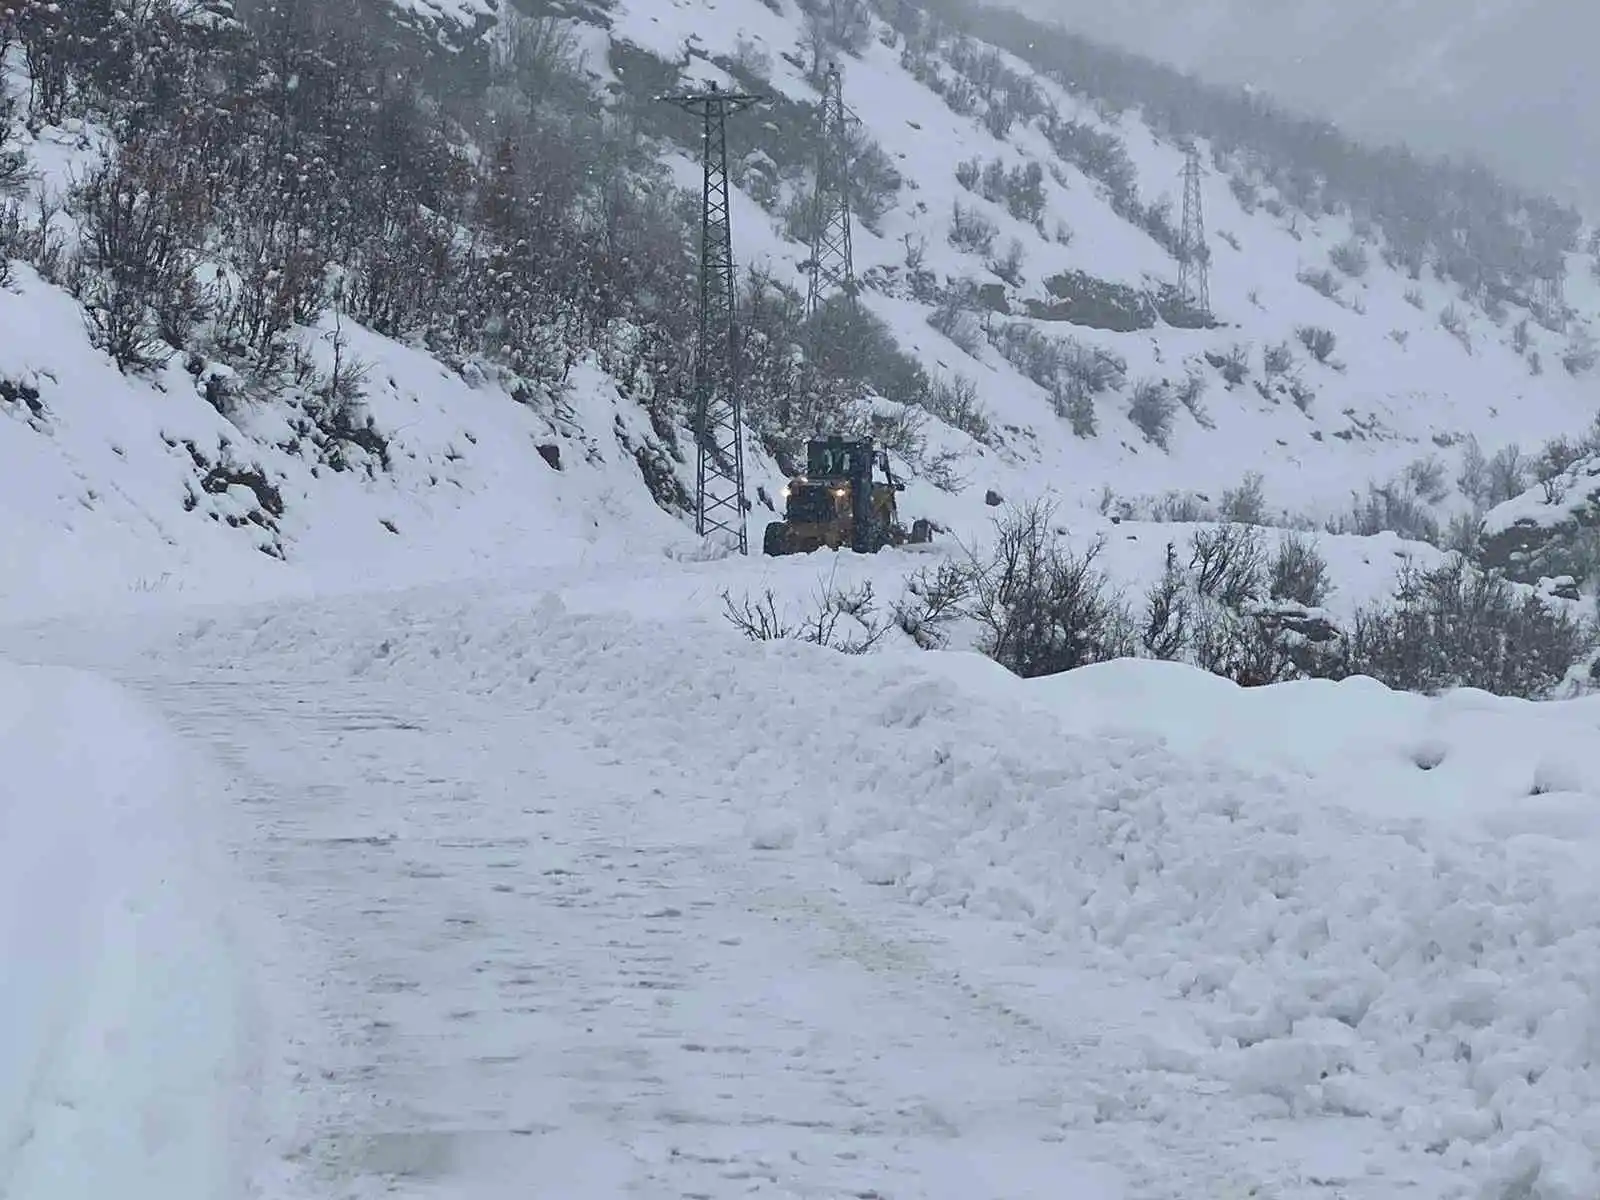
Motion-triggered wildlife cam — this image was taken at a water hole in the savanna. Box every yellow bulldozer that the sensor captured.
[763,436,933,556]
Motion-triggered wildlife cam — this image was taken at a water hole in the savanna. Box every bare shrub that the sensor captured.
[1269,532,1331,606]
[1296,266,1340,299]
[893,559,974,649]
[1401,455,1449,504]
[1188,524,1266,609]
[721,572,889,655]
[921,372,993,445]
[1342,557,1592,697]
[1262,340,1295,376]
[1056,379,1096,437]
[1219,471,1267,525]
[1439,303,1472,352]
[1128,378,1176,448]
[948,200,997,255]
[1296,324,1336,363]
[1060,341,1126,395]
[1209,343,1250,386]
[964,501,1136,677]
[1175,367,1211,427]
[1330,481,1441,545]
[1328,236,1370,277]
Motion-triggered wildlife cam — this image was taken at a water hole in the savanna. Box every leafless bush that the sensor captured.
[1219,471,1267,525]
[1342,557,1592,697]
[1128,378,1176,448]
[1188,524,1266,608]
[1329,481,1441,545]
[893,559,974,649]
[927,288,985,358]
[1296,324,1336,363]
[1262,340,1295,376]
[1209,343,1250,385]
[1439,303,1472,352]
[1149,491,1209,523]
[1057,379,1096,437]
[948,200,997,256]
[1060,341,1126,395]
[1401,454,1449,504]
[67,138,207,371]
[1139,528,1309,686]
[921,372,992,445]
[1296,266,1340,299]
[1562,328,1598,375]
[1328,236,1370,277]
[1269,532,1331,606]
[990,236,1024,285]
[964,500,1135,677]
[721,572,890,655]
[1175,367,1211,426]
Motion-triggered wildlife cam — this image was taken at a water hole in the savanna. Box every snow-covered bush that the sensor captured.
[1128,378,1177,448]
[1295,324,1336,364]
[1342,557,1591,697]
[964,501,1135,677]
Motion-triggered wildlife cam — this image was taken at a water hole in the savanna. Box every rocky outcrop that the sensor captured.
[1478,456,1600,585]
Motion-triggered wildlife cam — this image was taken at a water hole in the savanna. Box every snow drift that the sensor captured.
[0,660,259,1200]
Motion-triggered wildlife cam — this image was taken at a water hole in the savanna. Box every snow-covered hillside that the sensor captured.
[5,0,1600,618]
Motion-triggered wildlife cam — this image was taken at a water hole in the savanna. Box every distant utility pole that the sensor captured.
[1178,140,1212,320]
[660,82,767,555]
[806,63,857,318]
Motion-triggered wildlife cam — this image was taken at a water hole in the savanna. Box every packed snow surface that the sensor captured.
[6,563,1600,1199]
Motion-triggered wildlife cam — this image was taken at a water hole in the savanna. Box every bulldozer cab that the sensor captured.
[806,438,868,483]
[805,438,906,491]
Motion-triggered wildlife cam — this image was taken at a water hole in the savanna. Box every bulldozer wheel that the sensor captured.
[763,521,791,556]
[910,518,934,545]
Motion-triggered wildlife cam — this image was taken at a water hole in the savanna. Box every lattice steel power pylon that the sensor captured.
[806,64,857,317]
[1178,140,1212,320]
[661,82,767,554]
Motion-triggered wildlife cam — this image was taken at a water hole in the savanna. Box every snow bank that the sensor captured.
[0,662,257,1200]
[1020,656,1600,832]
[163,590,1600,1197]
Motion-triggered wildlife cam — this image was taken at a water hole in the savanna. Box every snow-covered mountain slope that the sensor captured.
[4,0,1600,616]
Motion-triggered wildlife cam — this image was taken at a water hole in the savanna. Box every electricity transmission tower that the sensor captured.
[806,63,857,317]
[661,82,766,554]
[1178,140,1212,320]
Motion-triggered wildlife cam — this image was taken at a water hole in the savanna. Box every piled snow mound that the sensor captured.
[0,662,257,1200]
[1017,656,1600,831]
[154,588,1600,1197]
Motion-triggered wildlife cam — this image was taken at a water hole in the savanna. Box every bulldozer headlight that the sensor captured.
[834,487,847,498]
[780,485,790,498]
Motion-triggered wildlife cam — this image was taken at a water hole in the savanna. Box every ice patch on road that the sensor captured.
[0,661,260,1200]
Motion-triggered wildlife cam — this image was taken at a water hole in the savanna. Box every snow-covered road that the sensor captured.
[138,670,1142,1199]
[7,579,1598,1198]
[133,657,1415,1200]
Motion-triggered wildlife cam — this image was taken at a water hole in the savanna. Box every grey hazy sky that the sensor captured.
[998,0,1599,213]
